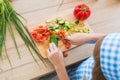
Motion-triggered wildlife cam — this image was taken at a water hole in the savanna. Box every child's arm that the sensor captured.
[66,33,106,45]
[47,43,69,80]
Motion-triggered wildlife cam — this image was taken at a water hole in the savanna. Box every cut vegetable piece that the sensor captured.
[75,20,79,25]
[50,34,58,47]
[56,17,63,21]
[46,19,52,23]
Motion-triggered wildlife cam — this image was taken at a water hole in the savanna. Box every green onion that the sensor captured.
[0,0,45,66]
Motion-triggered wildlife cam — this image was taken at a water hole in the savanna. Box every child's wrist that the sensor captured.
[54,62,65,70]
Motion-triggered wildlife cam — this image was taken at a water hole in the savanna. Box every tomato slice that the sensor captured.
[62,40,71,49]
[35,34,47,42]
[63,52,68,57]
[65,44,71,49]
[30,31,38,39]
[50,31,56,35]
[35,27,46,34]
[58,30,66,38]
[31,25,50,42]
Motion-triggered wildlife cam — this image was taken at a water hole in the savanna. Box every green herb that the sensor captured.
[58,20,64,25]
[46,19,52,23]
[75,28,80,32]
[49,24,59,31]
[75,20,79,25]
[79,29,83,33]
[56,17,63,21]
[83,29,89,33]
[50,34,58,47]
[0,0,45,66]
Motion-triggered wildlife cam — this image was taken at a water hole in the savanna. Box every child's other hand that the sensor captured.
[47,43,64,67]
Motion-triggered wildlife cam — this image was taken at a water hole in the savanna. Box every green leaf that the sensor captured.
[0,14,6,57]
[7,22,21,59]
[4,41,12,67]
[0,0,46,66]
[75,20,79,25]
[50,34,58,47]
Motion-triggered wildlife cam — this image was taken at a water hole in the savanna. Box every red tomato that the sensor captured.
[65,42,71,49]
[30,31,38,39]
[30,25,50,42]
[62,40,71,49]
[73,4,91,21]
[43,32,50,36]
[35,34,47,42]
[50,31,56,35]
[63,52,68,57]
[58,30,66,38]
[35,26,49,34]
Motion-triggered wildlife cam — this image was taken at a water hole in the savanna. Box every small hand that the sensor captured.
[66,33,88,45]
[47,43,69,80]
[47,43,64,67]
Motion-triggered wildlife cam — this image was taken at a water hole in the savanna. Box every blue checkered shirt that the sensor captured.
[68,32,120,80]
[68,56,95,80]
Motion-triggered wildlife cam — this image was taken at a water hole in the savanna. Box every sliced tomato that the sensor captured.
[35,26,49,34]
[65,44,71,49]
[35,34,47,42]
[50,31,56,35]
[43,32,50,36]
[30,31,38,39]
[63,52,68,57]
[35,28,45,33]
[36,27,46,34]
[38,25,43,28]
[62,39,71,49]
[31,25,50,42]
[58,30,66,38]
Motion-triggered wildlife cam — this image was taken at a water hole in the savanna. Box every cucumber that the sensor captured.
[50,34,58,47]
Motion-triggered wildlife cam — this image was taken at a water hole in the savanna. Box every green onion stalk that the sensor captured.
[0,0,45,66]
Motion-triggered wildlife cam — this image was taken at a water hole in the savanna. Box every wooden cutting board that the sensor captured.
[30,9,92,58]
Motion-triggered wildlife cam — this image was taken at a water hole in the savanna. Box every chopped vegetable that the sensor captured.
[56,17,63,23]
[79,30,83,33]
[50,31,56,35]
[75,20,79,25]
[50,34,58,47]
[31,26,49,42]
[62,40,71,49]
[63,52,68,57]
[49,24,59,31]
[58,30,66,39]
[58,20,64,25]
[46,19,52,23]
[31,17,90,53]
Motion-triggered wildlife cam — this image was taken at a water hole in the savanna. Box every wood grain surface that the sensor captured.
[0,0,120,80]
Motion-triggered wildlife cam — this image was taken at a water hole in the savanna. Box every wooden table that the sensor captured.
[0,0,120,80]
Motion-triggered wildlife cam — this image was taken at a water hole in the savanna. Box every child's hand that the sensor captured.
[66,33,88,45]
[47,43,64,67]
[66,33,105,45]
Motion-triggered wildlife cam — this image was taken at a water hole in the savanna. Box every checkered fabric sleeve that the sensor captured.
[100,32,120,80]
[68,56,95,80]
